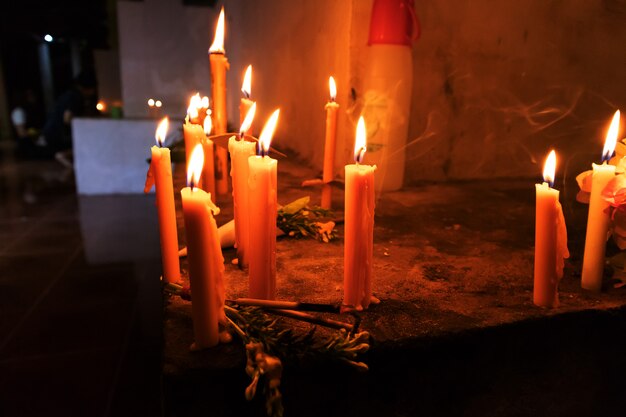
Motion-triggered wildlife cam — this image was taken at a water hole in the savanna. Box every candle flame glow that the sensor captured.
[201,96,209,109]
[155,117,169,147]
[240,102,256,136]
[329,76,336,101]
[258,109,280,156]
[602,110,621,162]
[209,7,225,54]
[187,144,204,189]
[148,98,155,107]
[242,65,252,98]
[96,101,105,111]
[543,150,556,187]
[155,100,162,108]
[203,114,212,136]
[354,116,367,163]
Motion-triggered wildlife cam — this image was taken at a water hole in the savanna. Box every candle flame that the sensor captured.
[242,65,252,98]
[354,116,367,163]
[240,102,256,136]
[187,144,204,189]
[543,150,556,187]
[155,117,169,147]
[189,93,201,109]
[155,100,162,108]
[201,96,209,109]
[258,109,280,156]
[96,101,105,111]
[203,114,212,135]
[209,7,225,53]
[148,98,155,107]
[329,76,337,101]
[602,110,621,162]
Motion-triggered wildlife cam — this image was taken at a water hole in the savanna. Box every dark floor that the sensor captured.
[0,141,163,417]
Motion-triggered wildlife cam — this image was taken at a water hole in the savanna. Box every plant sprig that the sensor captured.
[277,196,337,242]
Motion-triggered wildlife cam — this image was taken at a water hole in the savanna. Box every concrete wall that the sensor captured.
[117,0,216,118]
[116,0,626,183]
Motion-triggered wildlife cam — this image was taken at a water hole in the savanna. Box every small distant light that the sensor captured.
[96,101,105,111]
[155,100,162,108]
[148,98,155,107]
[44,34,53,42]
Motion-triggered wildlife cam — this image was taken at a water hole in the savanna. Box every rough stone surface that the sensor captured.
[164,156,626,416]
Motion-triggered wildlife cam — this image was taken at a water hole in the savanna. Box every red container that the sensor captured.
[368,0,420,46]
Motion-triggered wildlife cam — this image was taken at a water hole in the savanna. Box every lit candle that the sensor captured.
[209,7,230,196]
[582,110,621,291]
[183,94,205,170]
[229,103,257,268]
[534,150,569,307]
[201,115,216,197]
[240,65,253,135]
[248,109,280,299]
[144,117,181,284]
[181,145,226,349]
[344,116,376,310]
[322,76,339,209]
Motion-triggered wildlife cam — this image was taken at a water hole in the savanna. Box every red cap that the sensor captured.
[368,0,420,46]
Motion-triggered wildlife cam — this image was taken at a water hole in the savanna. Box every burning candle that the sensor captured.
[322,76,339,209]
[201,116,216,197]
[582,110,621,291]
[344,116,376,310]
[209,7,230,196]
[144,117,181,284]
[229,103,257,268]
[183,95,205,170]
[181,145,226,349]
[240,65,253,135]
[248,109,280,299]
[534,150,569,307]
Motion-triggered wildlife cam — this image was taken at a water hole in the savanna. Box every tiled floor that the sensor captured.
[0,142,163,416]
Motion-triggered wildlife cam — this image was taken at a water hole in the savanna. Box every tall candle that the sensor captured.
[181,145,226,349]
[201,116,216,197]
[322,76,339,209]
[239,65,253,135]
[582,110,621,291]
[534,150,569,307]
[344,116,376,310]
[144,117,181,284]
[209,7,230,196]
[229,103,257,268]
[248,110,280,299]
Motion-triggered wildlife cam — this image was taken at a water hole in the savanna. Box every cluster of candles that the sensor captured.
[535,110,621,308]
[145,8,375,349]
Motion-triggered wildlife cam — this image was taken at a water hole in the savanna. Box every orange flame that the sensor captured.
[240,102,256,136]
[602,110,621,162]
[258,109,280,155]
[329,76,336,101]
[242,65,252,98]
[155,117,169,147]
[187,144,204,188]
[354,116,366,163]
[543,150,556,187]
[209,7,225,53]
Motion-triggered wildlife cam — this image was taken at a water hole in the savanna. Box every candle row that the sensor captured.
[535,110,621,308]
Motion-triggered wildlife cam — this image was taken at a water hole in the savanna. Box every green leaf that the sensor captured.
[280,196,310,215]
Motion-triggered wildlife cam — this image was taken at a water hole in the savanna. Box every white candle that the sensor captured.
[344,116,376,310]
[534,150,569,307]
[582,110,621,291]
[181,145,225,349]
[145,117,181,284]
[228,103,257,267]
[248,110,280,299]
